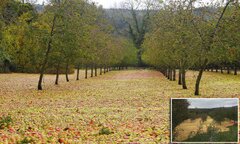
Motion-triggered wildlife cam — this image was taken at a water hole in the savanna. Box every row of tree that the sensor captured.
[0,0,138,90]
[142,0,240,95]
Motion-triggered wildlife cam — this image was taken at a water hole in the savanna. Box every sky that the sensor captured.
[188,98,239,109]
[35,0,214,8]
[34,0,121,7]
[91,0,121,8]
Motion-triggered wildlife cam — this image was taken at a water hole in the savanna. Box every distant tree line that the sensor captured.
[189,106,238,122]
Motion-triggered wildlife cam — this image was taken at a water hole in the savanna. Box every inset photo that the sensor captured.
[171,98,239,143]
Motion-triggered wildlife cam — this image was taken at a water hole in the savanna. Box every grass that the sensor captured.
[0,69,239,143]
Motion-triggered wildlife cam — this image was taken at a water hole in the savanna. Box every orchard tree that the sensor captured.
[191,0,234,95]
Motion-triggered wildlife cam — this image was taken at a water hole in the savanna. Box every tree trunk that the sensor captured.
[91,65,93,77]
[182,68,187,89]
[76,64,80,80]
[95,66,97,76]
[85,66,88,79]
[195,60,208,96]
[178,69,182,85]
[167,69,170,79]
[104,66,106,74]
[227,66,230,74]
[165,69,168,78]
[169,69,173,81]
[100,67,102,75]
[173,69,176,81]
[65,61,69,82]
[195,68,204,95]
[234,66,237,75]
[55,62,60,85]
[38,15,57,90]
[221,67,223,73]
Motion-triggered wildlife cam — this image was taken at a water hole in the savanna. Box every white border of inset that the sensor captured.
[171,98,239,143]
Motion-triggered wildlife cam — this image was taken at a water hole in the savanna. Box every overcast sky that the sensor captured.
[34,0,122,7]
[35,0,214,8]
[35,0,123,7]
[188,98,239,109]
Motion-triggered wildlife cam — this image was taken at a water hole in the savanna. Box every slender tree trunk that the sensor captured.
[178,69,182,85]
[234,66,237,75]
[100,67,102,75]
[167,69,169,79]
[95,66,97,76]
[216,67,218,72]
[55,62,60,85]
[173,69,176,81]
[182,68,187,89]
[168,69,170,80]
[195,68,204,95]
[166,69,169,79]
[91,65,93,77]
[85,65,88,79]
[65,61,69,82]
[227,66,230,74]
[76,64,80,80]
[38,15,57,90]
[169,69,173,81]
[221,67,223,73]
[195,60,208,96]
[167,69,170,80]
[104,66,106,74]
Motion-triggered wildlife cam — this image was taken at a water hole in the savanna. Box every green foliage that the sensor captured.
[142,5,200,71]
[0,115,12,129]
[18,137,34,144]
[209,107,238,122]
[99,127,112,135]
[142,0,237,95]
[0,0,136,75]
[185,125,238,142]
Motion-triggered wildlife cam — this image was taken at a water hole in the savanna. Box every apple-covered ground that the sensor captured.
[0,69,239,143]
